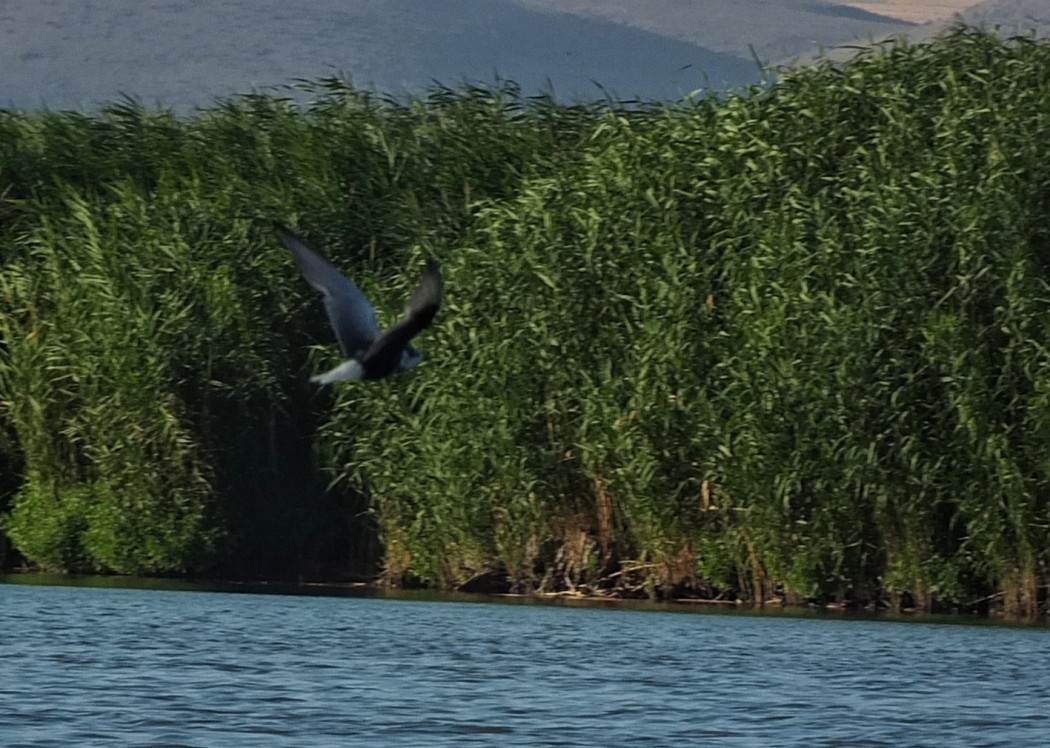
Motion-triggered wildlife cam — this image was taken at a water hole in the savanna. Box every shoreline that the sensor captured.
[1,569,1038,623]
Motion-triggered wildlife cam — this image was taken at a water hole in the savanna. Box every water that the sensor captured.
[2,580,1048,747]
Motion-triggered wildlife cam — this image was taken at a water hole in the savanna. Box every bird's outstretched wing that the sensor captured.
[276,224,380,357]
[361,260,443,372]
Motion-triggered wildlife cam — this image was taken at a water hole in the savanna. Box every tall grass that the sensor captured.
[0,82,590,575]
[2,30,1049,614]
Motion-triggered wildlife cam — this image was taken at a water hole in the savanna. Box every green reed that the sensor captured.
[2,29,1048,615]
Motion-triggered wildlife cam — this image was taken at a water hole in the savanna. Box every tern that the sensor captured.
[276,224,443,383]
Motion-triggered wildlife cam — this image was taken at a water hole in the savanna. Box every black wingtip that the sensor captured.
[422,259,443,296]
[402,258,442,319]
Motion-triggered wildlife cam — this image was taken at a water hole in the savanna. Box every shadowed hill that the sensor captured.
[8,0,1040,115]
[0,0,760,112]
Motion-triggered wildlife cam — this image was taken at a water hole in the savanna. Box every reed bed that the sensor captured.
[2,29,1049,614]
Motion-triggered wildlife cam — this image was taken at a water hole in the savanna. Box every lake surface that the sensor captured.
[2,579,1048,747]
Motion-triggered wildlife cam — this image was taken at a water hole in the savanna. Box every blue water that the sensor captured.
[2,581,1048,746]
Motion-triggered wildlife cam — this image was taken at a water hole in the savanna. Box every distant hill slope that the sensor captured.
[0,0,1043,112]
[0,0,759,112]
[915,0,1050,39]
[780,0,1049,65]
[834,1,976,23]
[510,0,916,61]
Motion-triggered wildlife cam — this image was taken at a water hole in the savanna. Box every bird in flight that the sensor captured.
[276,224,443,383]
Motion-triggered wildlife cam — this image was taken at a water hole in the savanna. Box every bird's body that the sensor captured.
[276,224,442,383]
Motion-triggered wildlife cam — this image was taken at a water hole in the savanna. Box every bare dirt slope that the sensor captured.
[513,1,1049,67]
[510,0,918,61]
[836,1,978,24]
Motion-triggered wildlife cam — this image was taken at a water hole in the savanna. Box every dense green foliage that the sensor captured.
[2,30,1049,615]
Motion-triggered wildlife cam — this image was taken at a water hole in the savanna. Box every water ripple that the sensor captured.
[2,583,1048,746]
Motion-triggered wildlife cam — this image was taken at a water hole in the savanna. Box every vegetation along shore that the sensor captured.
[2,29,1049,618]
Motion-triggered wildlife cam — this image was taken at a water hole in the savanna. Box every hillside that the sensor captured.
[918,0,1050,39]
[783,0,1050,64]
[0,0,759,111]
[2,0,1017,115]
[512,0,916,61]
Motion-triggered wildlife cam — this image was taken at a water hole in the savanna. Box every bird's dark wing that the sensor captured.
[276,224,380,357]
[362,260,443,371]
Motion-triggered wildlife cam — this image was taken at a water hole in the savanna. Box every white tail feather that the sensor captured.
[311,359,366,384]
